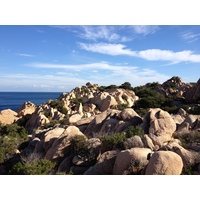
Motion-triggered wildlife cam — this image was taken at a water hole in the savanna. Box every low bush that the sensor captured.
[9,159,56,175]
[126,126,144,138]
[0,123,28,163]
[49,100,68,114]
[70,135,88,156]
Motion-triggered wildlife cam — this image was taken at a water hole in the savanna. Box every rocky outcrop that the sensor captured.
[161,76,192,98]
[25,107,50,134]
[145,151,183,175]
[113,147,152,175]
[84,150,120,175]
[2,77,200,175]
[185,78,200,103]
[43,127,65,152]
[17,101,36,117]
[0,109,19,124]
[142,108,176,146]
[44,126,85,163]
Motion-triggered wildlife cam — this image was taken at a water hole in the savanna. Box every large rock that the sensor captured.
[0,109,19,124]
[123,135,144,149]
[17,101,36,117]
[84,150,120,175]
[44,126,85,163]
[113,147,152,175]
[143,108,176,145]
[172,144,200,168]
[84,109,120,137]
[117,108,143,126]
[99,118,119,135]
[145,151,183,175]
[57,154,74,174]
[25,107,50,133]
[100,95,118,112]
[185,78,200,103]
[142,134,155,151]
[73,115,95,126]
[43,127,65,152]
[68,114,82,124]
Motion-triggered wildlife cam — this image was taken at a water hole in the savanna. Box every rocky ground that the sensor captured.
[0,76,200,175]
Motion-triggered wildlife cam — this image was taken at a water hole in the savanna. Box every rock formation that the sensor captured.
[1,77,200,175]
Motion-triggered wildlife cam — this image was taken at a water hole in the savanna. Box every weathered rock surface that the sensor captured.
[185,78,200,103]
[0,109,19,124]
[44,126,85,163]
[145,151,183,175]
[113,147,152,175]
[143,108,176,145]
[43,127,65,152]
[17,101,36,117]
[84,150,120,175]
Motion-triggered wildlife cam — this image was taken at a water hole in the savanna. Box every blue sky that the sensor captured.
[0,25,200,92]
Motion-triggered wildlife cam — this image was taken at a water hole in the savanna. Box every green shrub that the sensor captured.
[136,88,165,108]
[49,100,68,114]
[126,126,144,138]
[106,84,118,89]
[112,104,129,110]
[100,132,126,150]
[98,86,106,92]
[9,159,56,175]
[70,135,88,156]
[72,98,84,104]
[122,94,128,101]
[119,82,133,90]
[0,123,28,163]
[41,120,59,129]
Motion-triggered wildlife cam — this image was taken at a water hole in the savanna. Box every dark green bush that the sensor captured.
[135,87,165,108]
[72,98,84,104]
[41,120,59,129]
[100,132,126,150]
[0,123,28,163]
[49,100,68,114]
[112,104,129,110]
[126,126,144,138]
[70,135,88,156]
[119,82,133,90]
[9,159,56,175]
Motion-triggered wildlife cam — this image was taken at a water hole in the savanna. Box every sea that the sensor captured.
[0,92,62,112]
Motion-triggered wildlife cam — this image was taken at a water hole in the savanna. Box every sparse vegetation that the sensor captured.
[9,158,56,175]
[100,126,145,150]
[0,123,28,163]
[49,100,68,114]
[70,135,88,156]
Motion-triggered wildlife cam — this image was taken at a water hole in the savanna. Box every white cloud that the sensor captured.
[79,42,136,56]
[79,26,119,42]
[131,25,160,35]
[138,49,200,62]
[16,53,34,57]
[181,31,200,43]
[25,62,170,87]
[79,42,200,63]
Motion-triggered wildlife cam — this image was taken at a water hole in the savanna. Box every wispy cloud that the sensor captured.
[131,25,160,35]
[51,25,159,42]
[181,31,200,43]
[79,42,136,56]
[16,53,35,57]
[78,26,131,42]
[79,42,200,63]
[26,62,170,87]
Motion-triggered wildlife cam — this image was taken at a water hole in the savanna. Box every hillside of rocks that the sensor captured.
[0,76,200,175]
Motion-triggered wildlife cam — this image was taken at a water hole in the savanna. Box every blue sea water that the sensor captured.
[0,92,62,111]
